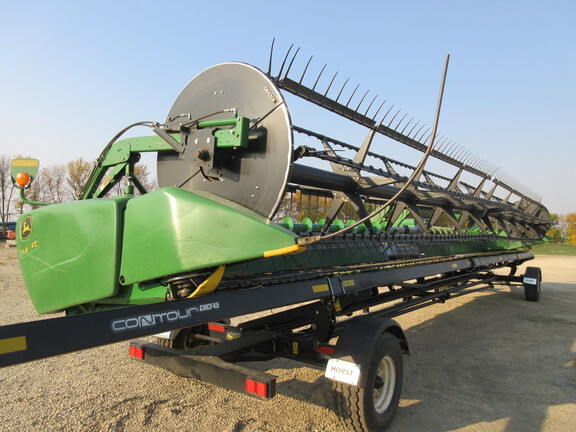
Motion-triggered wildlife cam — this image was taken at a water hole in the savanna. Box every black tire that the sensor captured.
[523,266,541,302]
[333,332,403,432]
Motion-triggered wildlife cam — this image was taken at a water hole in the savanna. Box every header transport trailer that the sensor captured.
[1,48,549,431]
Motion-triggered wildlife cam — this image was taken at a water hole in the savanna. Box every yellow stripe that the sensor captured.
[12,160,38,167]
[312,284,329,293]
[0,336,27,355]
[263,244,306,258]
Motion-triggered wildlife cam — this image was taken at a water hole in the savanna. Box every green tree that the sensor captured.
[566,213,576,245]
[67,158,92,200]
[43,164,68,203]
[545,213,564,242]
[16,157,156,212]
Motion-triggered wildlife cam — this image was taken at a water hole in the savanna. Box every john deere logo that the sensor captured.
[21,216,32,240]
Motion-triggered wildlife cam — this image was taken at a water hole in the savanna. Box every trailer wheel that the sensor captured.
[523,266,541,302]
[334,332,403,432]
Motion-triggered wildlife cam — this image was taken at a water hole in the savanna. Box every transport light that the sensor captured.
[208,323,226,333]
[245,378,268,397]
[129,345,144,359]
[316,345,335,355]
[15,172,31,188]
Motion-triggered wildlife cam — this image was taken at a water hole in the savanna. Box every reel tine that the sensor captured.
[453,145,465,159]
[411,123,425,140]
[464,154,475,166]
[433,134,444,148]
[298,56,314,85]
[436,137,450,153]
[407,121,421,138]
[312,64,327,92]
[346,84,360,108]
[355,90,370,112]
[453,147,465,161]
[364,94,378,116]
[371,100,387,122]
[271,51,543,207]
[484,162,494,175]
[442,141,456,155]
[268,38,275,76]
[476,158,486,171]
[438,139,452,154]
[380,105,396,124]
[462,150,474,164]
[471,156,483,169]
[487,162,497,175]
[324,71,339,97]
[417,127,431,143]
[461,151,474,165]
[421,131,432,145]
[277,44,294,80]
[454,147,467,161]
[335,78,350,103]
[493,166,503,179]
[400,117,415,135]
[394,113,408,130]
[479,159,491,173]
[468,152,480,166]
[283,46,301,80]
[387,109,402,128]
[476,159,486,173]
[447,144,460,158]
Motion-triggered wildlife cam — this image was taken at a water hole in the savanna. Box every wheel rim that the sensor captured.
[373,355,396,413]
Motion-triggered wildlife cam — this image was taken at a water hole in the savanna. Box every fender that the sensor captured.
[332,316,409,388]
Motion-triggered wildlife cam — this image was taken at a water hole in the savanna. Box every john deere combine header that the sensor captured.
[4,48,550,431]
[13,57,550,315]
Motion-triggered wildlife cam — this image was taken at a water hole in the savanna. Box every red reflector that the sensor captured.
[129,345,144,359]
[316,346,335,355]
[208,323,226,333]
[245,379,268,397]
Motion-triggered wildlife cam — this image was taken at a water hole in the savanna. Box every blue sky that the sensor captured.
[0,1,574,214]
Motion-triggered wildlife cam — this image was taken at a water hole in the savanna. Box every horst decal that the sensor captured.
[325,358,362,386]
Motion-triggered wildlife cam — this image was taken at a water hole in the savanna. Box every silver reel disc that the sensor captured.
[157,62,293,219]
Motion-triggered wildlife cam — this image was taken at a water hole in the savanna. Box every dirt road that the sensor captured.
[0,247,574,432]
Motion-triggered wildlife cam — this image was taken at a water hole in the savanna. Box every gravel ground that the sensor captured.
[0,245,574,432]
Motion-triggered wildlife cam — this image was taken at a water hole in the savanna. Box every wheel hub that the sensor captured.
[373,355,396,413]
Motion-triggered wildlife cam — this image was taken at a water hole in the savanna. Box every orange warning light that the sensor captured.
[15,172,31,188]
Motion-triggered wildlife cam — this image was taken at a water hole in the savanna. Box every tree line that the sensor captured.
[0,154,155,228]
[1,153,575,244]
[546,213,576,244]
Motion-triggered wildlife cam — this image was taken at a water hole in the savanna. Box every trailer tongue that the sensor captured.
[2,49,549,431]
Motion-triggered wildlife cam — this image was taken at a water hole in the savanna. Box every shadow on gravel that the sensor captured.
[244,282,575,431]
[391,282,576,432]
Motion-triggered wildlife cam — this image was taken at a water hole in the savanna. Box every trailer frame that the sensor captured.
[0,250,541,430]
